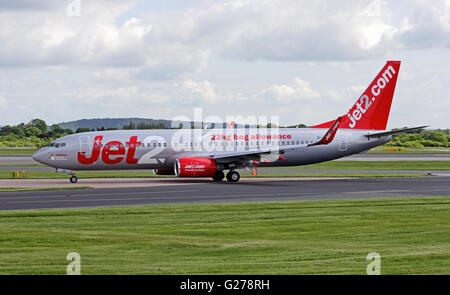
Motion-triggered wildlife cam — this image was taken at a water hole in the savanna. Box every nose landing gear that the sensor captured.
[55,169,78,184]
[69,175,78,183]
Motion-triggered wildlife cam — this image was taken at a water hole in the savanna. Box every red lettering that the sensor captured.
[126,136,141,164]
[101,141,125,164]
[77,136,103,165]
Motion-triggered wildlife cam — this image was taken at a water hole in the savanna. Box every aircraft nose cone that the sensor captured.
[32,149,46,164]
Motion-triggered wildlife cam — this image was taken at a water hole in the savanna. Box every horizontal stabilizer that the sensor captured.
[365,126,428,138]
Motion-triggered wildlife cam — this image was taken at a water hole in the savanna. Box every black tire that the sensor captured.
[70,176,78,183]
[212,171,225,182]
[226,171,240,183]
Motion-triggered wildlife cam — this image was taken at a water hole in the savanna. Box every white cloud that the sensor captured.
[0,0,208,79]
[0,0,448,70]
[174,80,218,104]
[262,78,319,103]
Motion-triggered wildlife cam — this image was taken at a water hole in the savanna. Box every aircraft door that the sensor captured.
[338,134,348,152]
[79,136,91,156]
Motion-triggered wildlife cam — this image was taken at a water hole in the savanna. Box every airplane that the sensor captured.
[32,61,427,183]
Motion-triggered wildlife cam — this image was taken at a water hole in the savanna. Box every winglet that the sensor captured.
[308,116,343,146]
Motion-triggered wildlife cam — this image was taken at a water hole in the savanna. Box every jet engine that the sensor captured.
[174,157,217,177]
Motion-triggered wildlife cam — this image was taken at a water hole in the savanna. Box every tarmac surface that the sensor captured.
[0,176,449,210]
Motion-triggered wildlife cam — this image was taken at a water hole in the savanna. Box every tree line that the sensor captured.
[385,128,450,148]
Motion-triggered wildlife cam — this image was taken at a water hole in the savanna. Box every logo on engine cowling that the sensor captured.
[185,162,206,172]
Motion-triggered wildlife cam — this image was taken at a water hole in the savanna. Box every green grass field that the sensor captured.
[0,148,37,155]
[0,197,449,274]
[368,147,450,154]
[0,164,45,167]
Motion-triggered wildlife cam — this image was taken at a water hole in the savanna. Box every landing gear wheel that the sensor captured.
[70,176,78,183]
[212,171,225,182]
[226,171,240,183]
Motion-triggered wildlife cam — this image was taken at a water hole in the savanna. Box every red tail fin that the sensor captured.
[311,61,401,130]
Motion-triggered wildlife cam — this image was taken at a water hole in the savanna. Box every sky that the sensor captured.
[0,0,449,128]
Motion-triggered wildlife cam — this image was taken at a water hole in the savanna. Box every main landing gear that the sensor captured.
[212,171,225,182]
[211,170,240,183]
[226,170,240,183]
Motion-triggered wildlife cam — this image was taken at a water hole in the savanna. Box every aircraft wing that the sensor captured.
[211,116,344,161]
[365,126,428,139]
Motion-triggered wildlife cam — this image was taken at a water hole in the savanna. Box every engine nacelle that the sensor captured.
[174,157,217,177]
[153,169,175,175]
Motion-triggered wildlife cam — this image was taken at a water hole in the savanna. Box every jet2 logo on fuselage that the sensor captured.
[77,136,141,165]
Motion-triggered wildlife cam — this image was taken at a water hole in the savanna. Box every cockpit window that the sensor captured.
[48,142,66,148]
